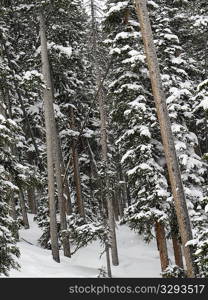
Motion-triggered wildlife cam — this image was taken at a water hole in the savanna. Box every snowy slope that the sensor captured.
[6,214,162,278]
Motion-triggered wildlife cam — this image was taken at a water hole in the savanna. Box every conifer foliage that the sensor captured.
[0,0,208,278]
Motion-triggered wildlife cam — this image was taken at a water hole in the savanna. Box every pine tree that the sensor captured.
[0,114,24,276]
[103,0,169,242]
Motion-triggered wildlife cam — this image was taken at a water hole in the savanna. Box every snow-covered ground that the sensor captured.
[7,214,163,278]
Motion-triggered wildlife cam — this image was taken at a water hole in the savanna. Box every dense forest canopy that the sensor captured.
[0,0,208,278]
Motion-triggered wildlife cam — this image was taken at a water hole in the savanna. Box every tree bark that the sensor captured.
[27,187,37,214]
[19,189,30,229]
[9,195,19,241]
[155,222,169,273]
[40,11,71,258]
[56,133,73,216]
[39,11,60,263]
[90,0,119,267]
[172,235,184,269]
[70,107,85,218]
[53,131,71,257]
[134,0,195,277]
[112,185,119,222]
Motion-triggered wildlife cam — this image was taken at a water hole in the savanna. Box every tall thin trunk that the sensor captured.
[39,11,60,263]
[53,132,71,257]
[112,185,119,222]
[155,222,169,274]
[90,0,119,268]
[204,32,208,79]
[56,133,72,216]
[134,0,195,277]
[70,107,85,218]
[105,244,112,278]
[50,67,73,217]
[125,174,131,207]
[27,187,37,214]
[114,144,128,216]
[172,235,184,269]
[19,189,30,229]
[40,12,71,258]
[9,195,19,241]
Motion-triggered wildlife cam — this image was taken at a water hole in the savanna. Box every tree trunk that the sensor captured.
[56,134,73,216]
[105,243,112,278]
[39,11,60,263]
[90,0,119,267]
[53,131,71,257]
[172,235,184,269]
[70,107,85,218]
[63,182,73,216]
[125,175,131,207]
[112,185,119,222]
[115,148,128,217]
[134,0,195,277]
[27,187,37,214]
[40,11,71,258]
[19,189,30,229]
[99,75,119,267]
[9,195,19,241]
[155,222,169,273]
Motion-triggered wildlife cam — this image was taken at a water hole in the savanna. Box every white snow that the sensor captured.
[53,44,72,58]
[148,0,159,9]
[164,34,179,43]
[121,150,134,164]
[106,1,128,17]
[200,99,208,111]
[5,214,162,278]
[23,70,43,81]
[140,125,151,138]
[36,42,73,59]
[197,79,208,92]
[3,181,19,191]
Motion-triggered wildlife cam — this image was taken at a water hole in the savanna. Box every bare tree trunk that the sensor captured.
[172,235,184,269]
[19,189,30,229]
[99,66,119,267]
[112,185,119,222]
[40,11,71,258]
[204,32,208,79]
[134,0,195,277]
[115,148,128,217]
[105,244,112,278]
[63,182,73,216]
[155,222,169,274]
[70,107,85,218]
[39,11,60,263]
[90,0,119,268]
[9,195,19,241]
[53,131,71,257]
[27,187,37,214]
[125,174,131,207]
[56,135,72,216]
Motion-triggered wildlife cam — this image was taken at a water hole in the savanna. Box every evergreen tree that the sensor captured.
[103,0,170,242]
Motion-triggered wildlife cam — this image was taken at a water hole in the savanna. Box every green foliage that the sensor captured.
[194,229,208,277]
[67,213,108,255]
[162,265,186,278]
[0,201,20,276]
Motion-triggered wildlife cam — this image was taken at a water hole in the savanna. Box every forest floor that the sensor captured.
[6,214,166,278]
